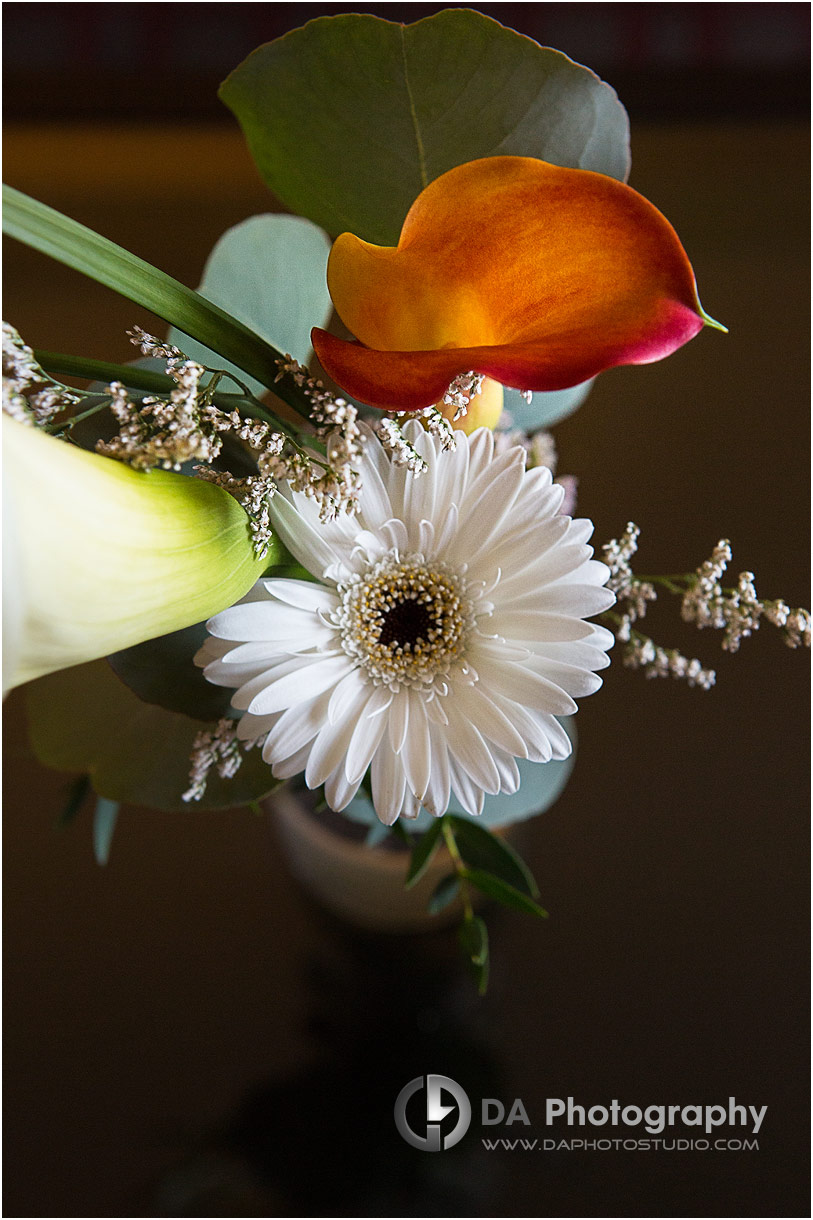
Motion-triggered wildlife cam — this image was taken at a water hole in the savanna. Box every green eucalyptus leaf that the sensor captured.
[502,381,595,432]
[461,868,549,919]
[25,660,280,812]
[459,913,489,966]
[427,873,461,915]
[220,10,630,246]
[93,797,119,866]
[168,214,332,398]
[404,816,444,888]
[447,815,539,898]
[107,623,232,722]
[364,820,391,849]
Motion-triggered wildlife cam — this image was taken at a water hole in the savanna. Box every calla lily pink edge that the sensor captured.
[312,156,721,412]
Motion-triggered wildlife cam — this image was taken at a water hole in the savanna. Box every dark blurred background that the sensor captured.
[3,1,810,121]
[3,4,810,1218]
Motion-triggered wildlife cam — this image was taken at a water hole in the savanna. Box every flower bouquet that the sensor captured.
[4,10,808,991]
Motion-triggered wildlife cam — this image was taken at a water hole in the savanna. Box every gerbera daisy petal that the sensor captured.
[423,728,451,818]
[263,688,333,760]
[248,654,353,715]
[536,714,574,760]
[198,427,613,824]
[456,684,530,758]
[327,668,369,725]
[472,655,578,716]
[485,612,595,643]
[263,579,339,613]
[448,757,486,818]
[400,691,432,800]
[269,742,312,780]
[267,492,345,581]
[533,640,614,672]
[324,764,363,812]
[371,741,407,826]
[490,749,522,795]
[208,600,329,645]
[448,458,526,564]
[388,689,410,754]
[444,703,502,794]
[344,695,389,785]
[527,657,604,698]
[230,659,306,711]
[305,685,367,788]
[356,453,393,527]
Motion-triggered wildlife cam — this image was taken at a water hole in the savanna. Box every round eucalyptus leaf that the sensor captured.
[25,660,279,812]
[220,10,630,246]
[502,381,596,432]
[107,622,233,722]
[168,214,332,397]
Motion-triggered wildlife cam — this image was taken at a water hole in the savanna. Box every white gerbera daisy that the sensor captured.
[196,423,615,824]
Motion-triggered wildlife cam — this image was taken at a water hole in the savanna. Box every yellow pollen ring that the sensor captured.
[334,554,473,690]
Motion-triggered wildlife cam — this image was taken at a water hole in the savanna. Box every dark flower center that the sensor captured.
[377,597,436,651]
[336,554,474,689]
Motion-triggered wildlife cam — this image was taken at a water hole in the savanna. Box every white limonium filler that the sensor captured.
[196,422,615,824]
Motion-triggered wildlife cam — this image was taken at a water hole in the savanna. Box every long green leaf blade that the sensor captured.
[3,185,305,408]
[405,816,444,888]
[34,350,176,395]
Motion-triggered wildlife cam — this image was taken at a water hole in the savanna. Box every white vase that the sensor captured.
[268,786,462,933]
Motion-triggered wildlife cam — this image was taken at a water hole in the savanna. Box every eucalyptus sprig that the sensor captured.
[405,814,548,994]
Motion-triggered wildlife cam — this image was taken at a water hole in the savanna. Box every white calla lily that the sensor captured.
[3,415,269,692]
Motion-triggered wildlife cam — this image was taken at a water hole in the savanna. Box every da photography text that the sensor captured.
[394,1076,767,1152]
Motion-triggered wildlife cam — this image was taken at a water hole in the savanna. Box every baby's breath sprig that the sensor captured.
[677,541,811,653]
[193,354,368,543]
[442,370,484,421]
[125,325,188,371]
[601,524,811,687]
[182,718,266,804]
[374,417,430,474]
[603,610,717,689]
[96,362,235,471]
[75,334,367,546]
[2,322,85,427]
[373,404,457,471]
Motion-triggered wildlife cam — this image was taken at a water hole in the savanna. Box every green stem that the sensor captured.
[442,818,474,920]
[35,349,282,427]
[54,398,111,431]
[637,574,691,595]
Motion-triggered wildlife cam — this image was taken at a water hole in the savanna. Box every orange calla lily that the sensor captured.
[312,156,721,413]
